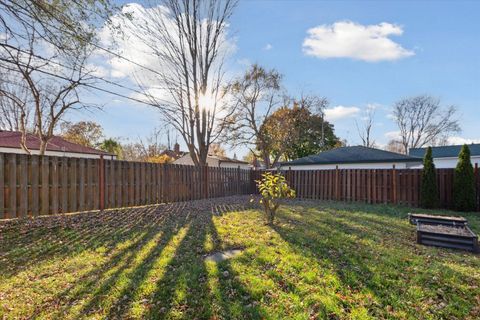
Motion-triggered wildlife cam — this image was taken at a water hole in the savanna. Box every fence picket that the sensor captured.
[19,155,28,217]
[2,151,480,218]
[0,154,4,218]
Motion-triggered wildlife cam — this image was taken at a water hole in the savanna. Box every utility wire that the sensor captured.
[0,56,162,108]
[5,0,168,80]
[0,42,167,103]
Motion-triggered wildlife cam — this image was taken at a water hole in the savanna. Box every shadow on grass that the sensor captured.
[271,201,480,319]
[0,205,170,277]
[0,199,255,278]
[139,205,262,319]
[10,197,263,319]
[40,203,192,318]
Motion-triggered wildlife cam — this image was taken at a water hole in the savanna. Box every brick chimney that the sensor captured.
[174,142,180,154]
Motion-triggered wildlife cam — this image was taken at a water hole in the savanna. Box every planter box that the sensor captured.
[416,223,479,253]
[409,213,467,227]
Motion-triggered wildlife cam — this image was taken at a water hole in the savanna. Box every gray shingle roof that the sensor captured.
[283,146,422,166]
[409,144,480,158]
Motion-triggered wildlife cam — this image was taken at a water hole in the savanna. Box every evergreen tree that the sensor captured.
[453,144,476,211]
[420,147,438,208]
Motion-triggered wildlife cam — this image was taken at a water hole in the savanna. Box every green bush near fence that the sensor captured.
[453,144,476,211]
[255,172,295,224]
[420,147,438,209]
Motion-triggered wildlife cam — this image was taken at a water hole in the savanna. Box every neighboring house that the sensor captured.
[159,143,188,160]
[280,145,422,170]
[409,144,480,168]
[174,153,251,169]
[0,130,116,159]
[251,157,267,170]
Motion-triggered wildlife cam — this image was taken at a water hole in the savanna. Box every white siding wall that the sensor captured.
[279,162,419,171]
[174,155,220,167]
[174,154,249,168]
[432,156,480,169]
[219,162,251,169]
[0,147,116,159]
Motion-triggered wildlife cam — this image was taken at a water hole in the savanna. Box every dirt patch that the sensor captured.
[418,224,474,237]
[204,249,244,262]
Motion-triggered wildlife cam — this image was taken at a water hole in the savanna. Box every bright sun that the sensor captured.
[198,93,216,111]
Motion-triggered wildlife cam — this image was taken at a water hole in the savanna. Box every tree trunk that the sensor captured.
[39,138,48,156]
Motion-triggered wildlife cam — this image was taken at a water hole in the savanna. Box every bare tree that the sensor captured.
[356,106,376,148]
[385,139,404,154]
[392,95,460,154]
[0,71,33,151]
[128,0,237,167]
[0,0,113,53]
[0,71,31,131]
[121,128,167,162]
[0,1,112,154]
[223,64,283,168]
[1,29,96,154]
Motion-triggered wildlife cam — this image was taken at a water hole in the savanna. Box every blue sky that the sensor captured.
[70,0,480,158]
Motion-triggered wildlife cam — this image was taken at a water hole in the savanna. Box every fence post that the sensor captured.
[335,165,339,201]
[237,166,241,194]
[288,166,292,187]
[0,154,4,219]
[251,168,255,194]
[475,163,479,211]
[392,164,397,205]
[203,164,209,199]
[99,155,105,210]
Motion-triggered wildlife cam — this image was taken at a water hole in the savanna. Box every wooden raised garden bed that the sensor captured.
[408,213,467,227]
[416,223,479,253]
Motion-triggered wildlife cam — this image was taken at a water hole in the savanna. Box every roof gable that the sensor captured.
[175,153,249,165]
[409,144,480,158]
[0,131,114,156]
[283,146,422,166]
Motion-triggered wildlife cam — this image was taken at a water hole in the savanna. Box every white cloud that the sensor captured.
[98,3,236,81]
[302,21,414,62]
[94,2,236,115]
[324,105,360,121]
[263,43,273,51]
[446,136,480,145]
[386,113,396,120]
[236,58,251,66]
[366,103,381,111]
[85,63,109,77]
[385,130,401,140]
[0,32,9,41]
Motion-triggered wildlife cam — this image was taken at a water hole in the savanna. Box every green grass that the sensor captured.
[0,197,479,319]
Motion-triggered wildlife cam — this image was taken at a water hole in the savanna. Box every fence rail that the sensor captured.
[0,153,253,219]
[2,151,480,219]
[251,166,480,210]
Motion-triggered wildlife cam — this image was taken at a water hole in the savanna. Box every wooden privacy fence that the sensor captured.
[251,166,480,210]
[0,152,253,219]
[2,151,480,219]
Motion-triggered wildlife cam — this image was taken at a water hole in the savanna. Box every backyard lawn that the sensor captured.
[0,196,479,319]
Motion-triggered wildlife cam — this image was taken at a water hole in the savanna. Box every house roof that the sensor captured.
[282,146,422,166]
[175,153,249,165]
[159,149,187,160]
[0,131,115,156]
[409,144,480,158]
[208,154,249,165]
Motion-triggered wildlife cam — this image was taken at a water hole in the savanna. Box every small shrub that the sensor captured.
[255,172,295,224]
[453,144,476,211]
[420,146,438,208]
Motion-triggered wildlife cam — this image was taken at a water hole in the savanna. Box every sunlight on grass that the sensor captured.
[129,227,190,318]
[1,198,479,319]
